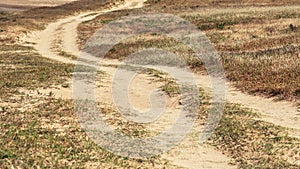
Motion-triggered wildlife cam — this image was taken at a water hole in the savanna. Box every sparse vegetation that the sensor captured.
[210,103,300,168]
[78,1,300,102]
[58,50,77,60]
[0,46,73,98]
[189,88,300,168]
[0,0,125,44]
[1,0,300,168]
[0,97,175,168]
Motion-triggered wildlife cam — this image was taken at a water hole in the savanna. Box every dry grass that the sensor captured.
[78,1,300,102]
[222,46,300,101]
[1,0,300,168]
[144,0,300,14]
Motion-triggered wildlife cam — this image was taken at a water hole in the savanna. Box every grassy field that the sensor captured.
[1,0,300,168]
[78,0,300,102]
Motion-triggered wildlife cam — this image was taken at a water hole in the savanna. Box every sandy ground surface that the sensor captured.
[0,0,77,11]
[19,0,300,168]
[1,0,77,7]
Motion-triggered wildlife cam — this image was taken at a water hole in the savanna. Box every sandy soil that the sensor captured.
[1,0,77,7]
[0,0,77,11]
[20,0,300,168]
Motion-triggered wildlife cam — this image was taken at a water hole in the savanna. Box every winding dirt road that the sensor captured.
[21,0,300,168]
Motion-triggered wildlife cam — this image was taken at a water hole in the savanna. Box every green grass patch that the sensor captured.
[0,47,73,98]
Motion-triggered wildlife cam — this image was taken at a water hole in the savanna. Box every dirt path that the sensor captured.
[21,0,299,168]
[95,65,236,169]
[193,75,300,138]
[22,1,237,168]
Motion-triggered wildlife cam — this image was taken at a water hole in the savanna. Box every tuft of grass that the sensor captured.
[58,51,77,60]
[161,79,180,97]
